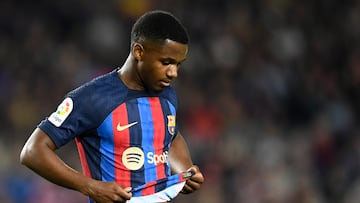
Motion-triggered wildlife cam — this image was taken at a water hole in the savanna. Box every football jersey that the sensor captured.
[38,68,186,202]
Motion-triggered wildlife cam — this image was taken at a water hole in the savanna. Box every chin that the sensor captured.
[145,85,164,93]
[153,87,165,92]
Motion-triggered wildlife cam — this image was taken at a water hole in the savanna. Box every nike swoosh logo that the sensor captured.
[117,121,138,131]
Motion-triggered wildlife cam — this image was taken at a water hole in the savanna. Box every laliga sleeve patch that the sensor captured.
[48,97,74,127]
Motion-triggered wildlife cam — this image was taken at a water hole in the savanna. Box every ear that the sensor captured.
[132,43,144,61]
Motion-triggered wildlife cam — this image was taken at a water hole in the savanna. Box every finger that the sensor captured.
[113,186,132,201]
[119,190,132,200]
[124,187,132,193]
[113,200,126,203]
[190,174,204,184]
[113,193,132,202]
[181,165,204,194]
[182,180,200,194]
[188,179,202,190]
[188,166,204,184]
[181,184,193,194]
[187,165,199,174]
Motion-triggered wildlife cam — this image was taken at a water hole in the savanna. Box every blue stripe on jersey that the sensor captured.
[137,97,156,183]
[167,101,176,121]
[166,173,181,188]
[126,99,145,186]
[97,114,115,181]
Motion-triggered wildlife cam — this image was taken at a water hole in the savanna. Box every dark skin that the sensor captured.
[20,39,204,203]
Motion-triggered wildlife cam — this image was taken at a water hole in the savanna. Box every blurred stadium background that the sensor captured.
[1,0,360,202]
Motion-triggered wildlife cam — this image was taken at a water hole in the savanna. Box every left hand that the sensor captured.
[181,165,204,194]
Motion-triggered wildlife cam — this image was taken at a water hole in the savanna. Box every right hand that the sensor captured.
[20,128,132,203]
[83,180,132,203]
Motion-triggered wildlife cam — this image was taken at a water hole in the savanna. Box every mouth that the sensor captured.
[159,80,171,87]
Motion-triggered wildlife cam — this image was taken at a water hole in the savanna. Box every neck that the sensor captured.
[118,54,145,91]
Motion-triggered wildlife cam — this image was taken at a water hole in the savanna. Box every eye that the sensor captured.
[160,59,183,69]
[162,61,171,66]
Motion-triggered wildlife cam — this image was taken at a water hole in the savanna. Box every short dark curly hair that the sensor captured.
[131,10,189,45]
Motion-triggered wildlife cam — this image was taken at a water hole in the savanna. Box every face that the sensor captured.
[134,39,188,92]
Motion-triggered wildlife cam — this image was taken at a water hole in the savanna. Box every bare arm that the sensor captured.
[168,131,204,194]
[20,128,132,203]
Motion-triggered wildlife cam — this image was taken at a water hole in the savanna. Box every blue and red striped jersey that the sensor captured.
[38,68,184,201]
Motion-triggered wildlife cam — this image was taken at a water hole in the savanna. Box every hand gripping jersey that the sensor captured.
[38,68,188,202]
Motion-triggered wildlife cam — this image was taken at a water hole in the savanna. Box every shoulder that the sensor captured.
[68,69,126,99]
[64,68,129,123]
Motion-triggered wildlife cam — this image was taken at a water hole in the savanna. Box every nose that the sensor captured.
[166,65,178,78]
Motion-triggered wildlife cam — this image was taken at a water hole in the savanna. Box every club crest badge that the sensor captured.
[167,115,176,135]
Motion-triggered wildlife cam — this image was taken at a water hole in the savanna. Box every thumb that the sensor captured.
[188,165,200,174]
[124,187,132,193]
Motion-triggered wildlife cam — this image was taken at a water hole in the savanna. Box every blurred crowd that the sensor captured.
[1,0,360,202]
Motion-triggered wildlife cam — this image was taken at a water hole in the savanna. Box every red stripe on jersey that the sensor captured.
[113,103,131,187]
[141,181,156,196]
[148,97,166,180]
[75,137,91,177]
